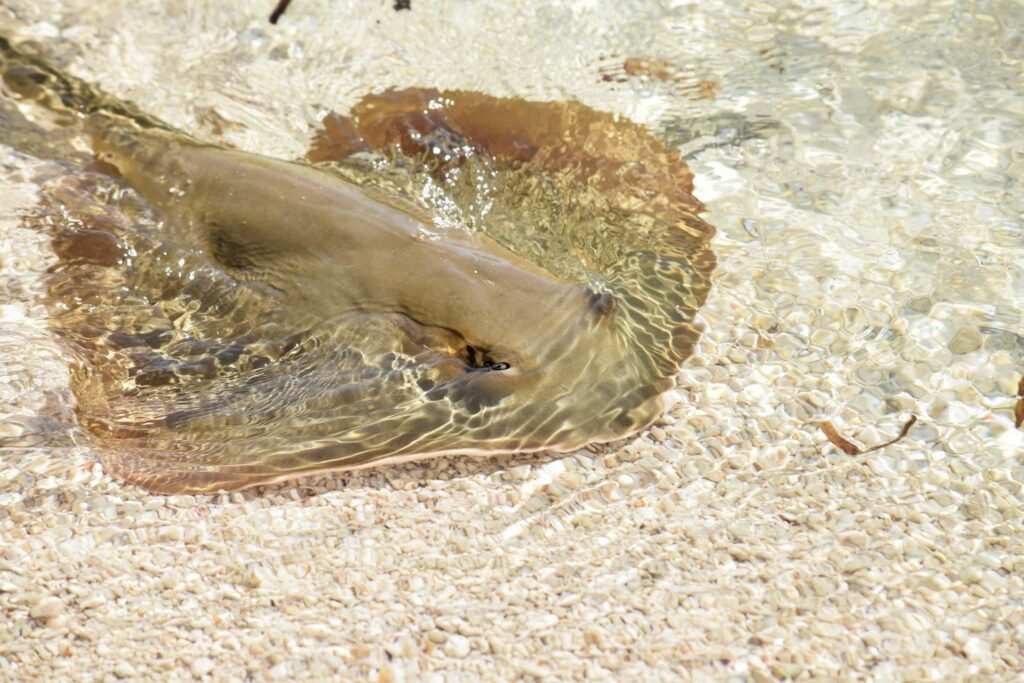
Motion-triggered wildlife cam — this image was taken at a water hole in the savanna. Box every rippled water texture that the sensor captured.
[0,40,714,492]
[0,0,1022,498]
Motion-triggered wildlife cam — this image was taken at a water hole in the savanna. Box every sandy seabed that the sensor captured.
[2,0,1023,680]
[2,214,1021,681]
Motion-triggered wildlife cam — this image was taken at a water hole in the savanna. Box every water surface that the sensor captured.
[0,39,714,492]
[0,0,1022,493]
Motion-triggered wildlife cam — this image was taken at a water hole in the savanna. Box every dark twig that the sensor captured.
[820,421,860,455]
[864,414,917,453]
[269,0,292,24]
[820,414,917,455]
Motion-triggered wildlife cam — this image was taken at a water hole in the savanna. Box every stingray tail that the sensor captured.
[0,35,172,134]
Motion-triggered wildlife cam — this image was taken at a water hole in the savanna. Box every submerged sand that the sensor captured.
[2,313,1022,681]
[1,0,1023,680]
[2,227,1020,680]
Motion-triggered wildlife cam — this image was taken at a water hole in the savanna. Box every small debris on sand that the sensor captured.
[820,415,917,455]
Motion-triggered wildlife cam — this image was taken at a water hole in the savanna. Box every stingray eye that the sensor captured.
[462,345,511,372]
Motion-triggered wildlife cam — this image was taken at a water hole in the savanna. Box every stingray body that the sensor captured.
[2,39,715,493]
[89,117,606,401]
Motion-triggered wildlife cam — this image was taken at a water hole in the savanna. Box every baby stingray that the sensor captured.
[3,41,715,493]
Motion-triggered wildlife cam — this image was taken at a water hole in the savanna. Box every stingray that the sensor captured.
[0,38,715,493]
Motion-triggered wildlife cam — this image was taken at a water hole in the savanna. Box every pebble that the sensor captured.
[530,613,559,630]
[242,567,263,588]
[113,662,136,679]
[518,662,552,678]
[80,594,106,609]
[190,657,215,677]
[377,664,400,683]
[158,525,184,542]
[443,635,470,658]
[963,637,991,661]
[29,596,64,620]
[921,573,950,591]
[269,661,292,679]
[947,327,982,354]
[771,662,806,678]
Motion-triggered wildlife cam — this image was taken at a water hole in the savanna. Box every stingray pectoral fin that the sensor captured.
[94,414,447,494]
[98,446,334,494]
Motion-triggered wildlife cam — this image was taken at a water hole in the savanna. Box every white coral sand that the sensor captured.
[1,1,1022,680]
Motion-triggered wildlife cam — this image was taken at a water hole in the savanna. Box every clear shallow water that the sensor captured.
[0,1,1021,489]
[0,2,1021,679]
[0,44,714,492]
